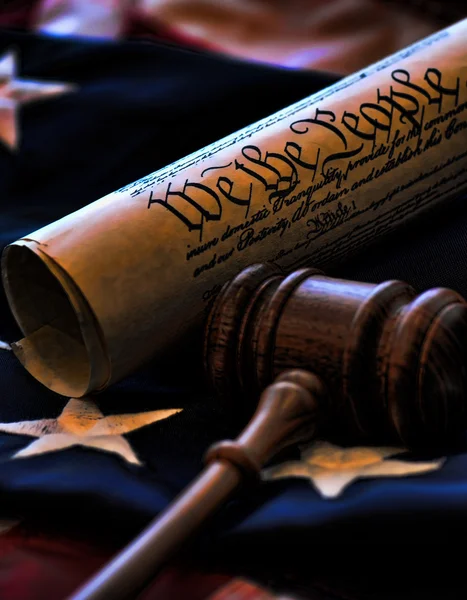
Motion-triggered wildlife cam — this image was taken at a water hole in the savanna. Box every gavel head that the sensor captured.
[204,263,467,449]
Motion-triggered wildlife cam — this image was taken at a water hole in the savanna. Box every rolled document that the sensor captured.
[3,19,467,397]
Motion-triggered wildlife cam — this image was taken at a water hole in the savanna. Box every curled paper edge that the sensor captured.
[2,242,111,397]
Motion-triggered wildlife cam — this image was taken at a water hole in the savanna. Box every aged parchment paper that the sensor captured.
[3,19,467,396]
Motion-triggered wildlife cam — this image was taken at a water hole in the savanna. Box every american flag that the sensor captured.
[0,2,467,599]
[1,0,460,73]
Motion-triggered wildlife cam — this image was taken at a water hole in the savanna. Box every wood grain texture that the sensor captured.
[205,263,467,448]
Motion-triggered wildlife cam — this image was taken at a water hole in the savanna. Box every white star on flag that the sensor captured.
[0,398,182,465]
[262,441,444,498]
[0,50,75,150]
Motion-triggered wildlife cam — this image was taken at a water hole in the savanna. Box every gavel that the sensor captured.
[205,262,467,448]
[70,264,467,600]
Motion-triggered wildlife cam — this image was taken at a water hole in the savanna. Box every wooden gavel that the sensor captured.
[71,264,467,600]
[205,262,467,448]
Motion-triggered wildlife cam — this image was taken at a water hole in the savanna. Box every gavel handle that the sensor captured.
[69,370,324,600]
[70,462,241,600]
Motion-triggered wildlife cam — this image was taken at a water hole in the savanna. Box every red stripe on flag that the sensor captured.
[124,7,219,52]
[0,0,43,30]
[0,520,241,600]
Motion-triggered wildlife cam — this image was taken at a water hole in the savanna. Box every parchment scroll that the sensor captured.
[3,19,467,397]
